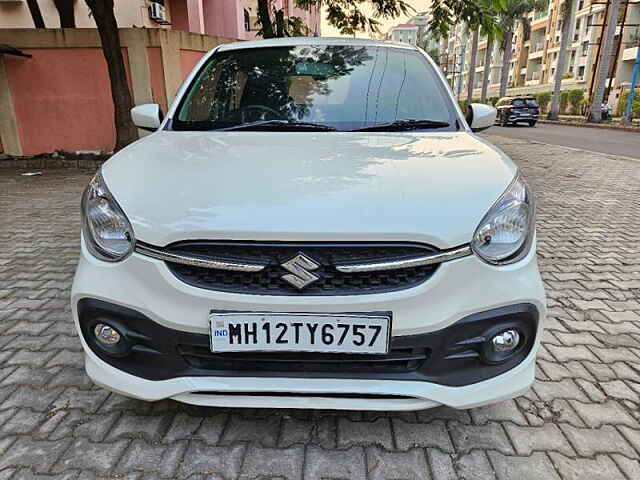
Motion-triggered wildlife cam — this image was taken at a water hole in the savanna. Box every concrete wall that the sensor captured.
[0,28,235,156]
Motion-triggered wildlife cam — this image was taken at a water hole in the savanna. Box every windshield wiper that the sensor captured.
[351,119,451,132]
[217,120,336,131]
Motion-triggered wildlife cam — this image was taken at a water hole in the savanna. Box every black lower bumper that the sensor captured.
[77,299,538,387]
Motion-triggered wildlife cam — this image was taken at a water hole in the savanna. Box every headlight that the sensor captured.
[81,171,135,262]
[471,172,535,265]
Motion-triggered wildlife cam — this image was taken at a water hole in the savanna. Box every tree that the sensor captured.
[480,34,494,103]
[85,0,137,151]
[497,0,546,98]
[257,0,276,38]
[548,0,575,120]
[258,0,504,39]
[54,0,76,28]
[588,0,623,122]
[466,28,480,104]
[26,0,45,28]
[498,29,513,98]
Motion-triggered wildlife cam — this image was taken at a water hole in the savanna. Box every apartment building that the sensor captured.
[388,23,420,45]
[386,13,440,52]
[0,0,320,40]
[439,0,639,109]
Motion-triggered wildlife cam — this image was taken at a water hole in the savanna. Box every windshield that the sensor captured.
[513,99,538,108]
[172,45,457,132]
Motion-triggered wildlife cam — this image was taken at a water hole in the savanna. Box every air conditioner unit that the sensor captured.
[149,1,169,24]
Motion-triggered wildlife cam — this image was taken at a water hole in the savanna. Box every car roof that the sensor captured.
[499,96,535,101]
[217,36,418,52]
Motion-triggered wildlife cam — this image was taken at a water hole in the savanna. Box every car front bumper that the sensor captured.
[71,237,546,410]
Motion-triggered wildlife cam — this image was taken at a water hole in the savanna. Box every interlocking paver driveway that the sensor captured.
[0,134,639,479]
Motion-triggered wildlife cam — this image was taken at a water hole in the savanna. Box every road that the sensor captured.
[490,122,640,159]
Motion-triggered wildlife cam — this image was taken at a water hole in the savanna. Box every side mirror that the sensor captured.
[131,104,163,131]
[467,103,497,132]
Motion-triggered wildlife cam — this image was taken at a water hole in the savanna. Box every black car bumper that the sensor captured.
[76,298,539,387]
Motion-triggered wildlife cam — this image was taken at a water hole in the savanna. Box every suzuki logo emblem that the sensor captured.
[281,253,320,290]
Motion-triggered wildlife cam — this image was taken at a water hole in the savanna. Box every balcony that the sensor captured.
[525,71,542,85]
[623,46,639,62]
[529,47,545,60]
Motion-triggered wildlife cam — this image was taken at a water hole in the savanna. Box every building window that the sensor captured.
[244,9,251,31]
[581,41,588,56]
[578,0,584,9]
[578,65,585,78]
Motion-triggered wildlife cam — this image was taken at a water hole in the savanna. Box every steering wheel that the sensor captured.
[241,105,284,121]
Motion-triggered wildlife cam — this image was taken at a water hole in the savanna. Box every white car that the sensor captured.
[72,37,545,411]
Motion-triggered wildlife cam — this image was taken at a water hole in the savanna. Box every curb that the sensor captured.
[537,119,640,132]
[0,153,107,171]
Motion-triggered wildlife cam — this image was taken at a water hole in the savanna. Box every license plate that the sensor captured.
[209,311,391,354]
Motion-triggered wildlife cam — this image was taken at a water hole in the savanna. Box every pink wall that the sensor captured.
[174,0,321,40]
[203,0,243,39]
[148,47,168,113]
[180,49,205,79]
[5,48,132,155]
[170,0,190,32]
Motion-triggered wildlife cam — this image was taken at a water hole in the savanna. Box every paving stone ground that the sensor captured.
[1,134,639,479]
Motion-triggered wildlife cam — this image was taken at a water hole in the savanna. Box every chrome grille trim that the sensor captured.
[134,244,267,272]
[334,245,472,273]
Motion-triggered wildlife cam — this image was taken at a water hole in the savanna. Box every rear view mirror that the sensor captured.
[131,104,163,131]
[467,103,497,132]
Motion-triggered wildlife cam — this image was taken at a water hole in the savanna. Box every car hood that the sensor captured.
[102,131,517,248]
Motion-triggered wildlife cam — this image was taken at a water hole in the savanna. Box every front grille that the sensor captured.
[159,241,441,295]
[177,344,430,373]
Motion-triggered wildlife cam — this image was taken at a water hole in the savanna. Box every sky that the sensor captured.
[320,1,428,38]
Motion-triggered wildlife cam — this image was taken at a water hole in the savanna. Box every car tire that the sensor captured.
[528,121,536,127]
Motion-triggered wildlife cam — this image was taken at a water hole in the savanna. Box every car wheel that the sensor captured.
[528,121,536,127]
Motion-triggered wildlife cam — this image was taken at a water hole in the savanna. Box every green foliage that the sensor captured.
[559,90,569,113]
[561,73,573,79]
[488,96,500,105]
[316,0,412,36]
[459,99,469,111]
[295,0,506,39]
[498,0,548,31]
[429,0,504,39]
[427,47,441,64]
[534,91,551,113]
[256,0,311,38]
[567,89,584,114]
[616,89,640,118]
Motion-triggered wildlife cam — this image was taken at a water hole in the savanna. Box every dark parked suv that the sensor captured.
[495,96,539,127]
